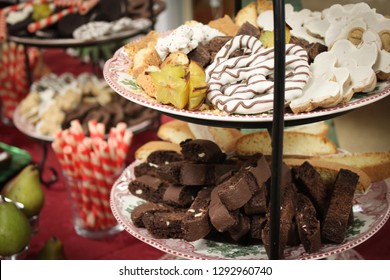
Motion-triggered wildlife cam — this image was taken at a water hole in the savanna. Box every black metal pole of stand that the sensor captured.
[270,0,286,260]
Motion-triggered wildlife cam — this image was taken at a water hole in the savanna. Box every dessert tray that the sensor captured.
[12,105,154,142]
[8,27,151,48]
[103,47,390,127]
[110,161,390,260]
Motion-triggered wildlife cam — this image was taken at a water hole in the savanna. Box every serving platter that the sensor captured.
[12,105,154,142]
[110,161,390,260]
[103,47,390,128]
[8,26,151,48]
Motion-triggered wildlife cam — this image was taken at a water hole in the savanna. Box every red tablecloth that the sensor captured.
[1,49,389,260]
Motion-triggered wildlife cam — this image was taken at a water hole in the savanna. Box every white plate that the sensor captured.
[103,47,390,125]
[13,105,154,142]
[110,161,390,260]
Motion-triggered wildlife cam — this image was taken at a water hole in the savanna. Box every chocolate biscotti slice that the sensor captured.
[321,169,359,243]
[128,175,167,203]
[295,193,321,253]
[209,186,239,232]
[292,161,330,219]
[131,202,172,228]
[142,211,187,239]
[163,184,201,208]
[182,189,212,242]
[180,139,226,163]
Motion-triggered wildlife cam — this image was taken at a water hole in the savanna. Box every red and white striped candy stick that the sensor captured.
[53,0,82,7]
[77,144,106,229]
[27,5,78,33]
[90,151,115,228]
[87,119,104,140]
[78,0,100,15]
[70,119,85,142]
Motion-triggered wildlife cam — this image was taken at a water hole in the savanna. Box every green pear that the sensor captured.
[0,200,33,256]
[1,165,45,218]
[36,236,66,260]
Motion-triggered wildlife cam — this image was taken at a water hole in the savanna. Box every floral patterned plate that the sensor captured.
[12,105,154,142]
[110,161,390,260]
[103,47,390,126]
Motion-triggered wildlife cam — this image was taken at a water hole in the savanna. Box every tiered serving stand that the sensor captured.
[9,0,161,186]
[104,0,390,260]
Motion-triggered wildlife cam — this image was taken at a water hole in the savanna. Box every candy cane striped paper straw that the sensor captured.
[27,5,78,33]
[78,0,100,15]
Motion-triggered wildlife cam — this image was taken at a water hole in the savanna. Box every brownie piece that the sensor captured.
[209,186,239,232]
[204,36,232,54]
[128,175,167,202]
[188,44,211,68]
[180,139,226,163]
[321,169,359,243]
[289,36,327,64]
[236,22,261,38]
[295,194,321,253]
[162,184,200,208]
[182,189,212,242]
[131,202,172,228]
[292,161,329,219]
[142,211,186,239]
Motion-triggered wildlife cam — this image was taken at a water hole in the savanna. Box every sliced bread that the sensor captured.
[157,120,195,144]
[310,152,390,183]
[235,131,337,157]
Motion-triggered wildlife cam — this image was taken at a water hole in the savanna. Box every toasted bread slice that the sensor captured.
[135,141,181,162]
[157,120,195,144]
[310,152,390,183]
[235,131,337,157]
[188,123,242,154]
[285,121,329,137]
[284,158,372,193]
